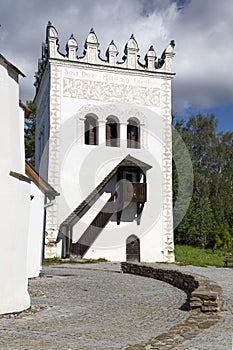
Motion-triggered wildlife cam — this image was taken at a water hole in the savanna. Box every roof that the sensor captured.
[118,154,152,170]
[60,154,151,227]
[25,161,59,199]
[0,54,25,77]
[19,100,31,118]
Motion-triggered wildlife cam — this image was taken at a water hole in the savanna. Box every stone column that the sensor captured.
[120,122,127,148]
[98,120,106,146]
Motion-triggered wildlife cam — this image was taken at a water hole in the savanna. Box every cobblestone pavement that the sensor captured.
[155,264,233,350]
[0,263,232,349]
[0,263,188,350]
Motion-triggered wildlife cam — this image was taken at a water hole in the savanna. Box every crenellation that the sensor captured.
[145,45,156,71]
[122,34,140,69]
[66,34,78,61]
[80,28,101,64]
[46,22,64,60]
[106,40,118,65]
[34,22,175,90]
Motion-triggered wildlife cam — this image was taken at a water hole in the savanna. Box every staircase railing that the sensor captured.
[70,189,118,258]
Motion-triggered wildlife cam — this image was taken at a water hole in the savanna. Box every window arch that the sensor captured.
[84,115,98,145]
[127,118,140,148]
[106,116,120,147]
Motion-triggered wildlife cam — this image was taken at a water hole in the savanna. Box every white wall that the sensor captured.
[0,60,30,314]
[27,182,45,278]
[36,60,174,262]
[54,66,167,262]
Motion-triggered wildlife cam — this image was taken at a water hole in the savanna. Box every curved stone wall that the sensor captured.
[121,262,222,312]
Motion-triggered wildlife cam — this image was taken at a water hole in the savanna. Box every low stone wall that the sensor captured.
[121,262,223,313]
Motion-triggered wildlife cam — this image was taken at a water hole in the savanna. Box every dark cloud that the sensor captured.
[0,0,232,114]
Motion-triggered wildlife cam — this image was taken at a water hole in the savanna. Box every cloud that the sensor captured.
[0,0,232,114]
[169,0,233,113]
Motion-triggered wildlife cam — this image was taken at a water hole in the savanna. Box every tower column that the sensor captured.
[120,122,127,148]
[98,120,106,146]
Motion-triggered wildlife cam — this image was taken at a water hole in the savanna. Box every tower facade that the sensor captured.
[34,22,175,262]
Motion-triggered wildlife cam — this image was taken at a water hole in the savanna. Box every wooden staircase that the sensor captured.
[70,190,117,258]
[58,155,151,258]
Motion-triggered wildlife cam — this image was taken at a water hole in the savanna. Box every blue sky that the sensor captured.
[173,102,233,133]
[0,0,232,132]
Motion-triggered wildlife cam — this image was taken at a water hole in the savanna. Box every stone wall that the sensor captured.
[121,262,223,313]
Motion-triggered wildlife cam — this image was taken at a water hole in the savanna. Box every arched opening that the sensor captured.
[106,116,119,147]
[126,235,140,262]
[127,118,140,148]
[84,115,98,145]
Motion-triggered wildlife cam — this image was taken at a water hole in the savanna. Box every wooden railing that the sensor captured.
[70,182,147,258]
[123,182,147,203]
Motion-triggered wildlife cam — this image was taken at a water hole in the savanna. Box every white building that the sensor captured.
[0,54,30,314]
[25,160,59,278]
[34,22,175,263]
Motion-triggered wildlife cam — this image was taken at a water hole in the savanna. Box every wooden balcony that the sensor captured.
[123,182,147,203]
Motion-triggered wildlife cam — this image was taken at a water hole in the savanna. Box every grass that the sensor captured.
[42,246,233,268]
[42,257,108,266]
[175,245,233,267]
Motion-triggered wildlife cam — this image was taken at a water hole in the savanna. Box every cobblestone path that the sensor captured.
[0,263,232,349]
[124,264,233,350]
[158,264,233,350]
[0,263,188,350]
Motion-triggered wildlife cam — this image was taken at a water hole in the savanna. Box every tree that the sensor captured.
[24,101,36,166]
[173,114,233,248]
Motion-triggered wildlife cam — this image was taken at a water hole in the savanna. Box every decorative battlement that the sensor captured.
[34,21,175,90]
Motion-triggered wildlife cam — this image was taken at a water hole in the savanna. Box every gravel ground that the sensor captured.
[0,263,188,350]
[0,262,232,350]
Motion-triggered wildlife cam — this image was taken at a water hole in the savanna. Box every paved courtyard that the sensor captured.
[0,262,232,349]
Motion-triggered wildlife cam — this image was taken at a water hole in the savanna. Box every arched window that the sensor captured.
[127,118,140,148]
[106,116,119,147]
[84,115,98,145]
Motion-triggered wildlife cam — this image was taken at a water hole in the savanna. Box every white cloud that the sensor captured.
[0,0,232,114]
[169,0,233,113]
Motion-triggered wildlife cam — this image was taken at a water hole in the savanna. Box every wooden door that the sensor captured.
[126,235,140,262]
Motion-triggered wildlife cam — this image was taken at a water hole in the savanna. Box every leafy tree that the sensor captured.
[24,101,36,166]
[173,114,233,248]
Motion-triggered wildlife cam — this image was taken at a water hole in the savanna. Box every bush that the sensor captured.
[207,226,232,250]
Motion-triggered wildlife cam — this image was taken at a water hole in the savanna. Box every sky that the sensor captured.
[0,0,232,132]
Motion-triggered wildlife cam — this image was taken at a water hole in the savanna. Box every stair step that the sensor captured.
[71,192,117,257]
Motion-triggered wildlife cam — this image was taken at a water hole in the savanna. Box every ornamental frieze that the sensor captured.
[63,77,160,107]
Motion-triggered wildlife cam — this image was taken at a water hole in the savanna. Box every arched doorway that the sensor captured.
[126,235,140,262]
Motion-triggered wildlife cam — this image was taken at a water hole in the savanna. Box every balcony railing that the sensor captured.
[123,182,147,203]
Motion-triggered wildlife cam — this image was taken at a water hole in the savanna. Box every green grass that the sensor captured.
[42,246,233,267]
[175,245,233,267]
[42,257,108,266]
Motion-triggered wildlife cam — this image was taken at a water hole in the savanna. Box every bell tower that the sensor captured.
[34,22,175,262]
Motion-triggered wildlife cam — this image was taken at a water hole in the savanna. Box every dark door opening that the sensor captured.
[125,173,133,182]
[126,235,140,262]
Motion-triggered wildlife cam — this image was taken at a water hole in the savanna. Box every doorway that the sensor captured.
[126,235,140,262]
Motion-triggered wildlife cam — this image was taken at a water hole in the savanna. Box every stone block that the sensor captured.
[192,289,218,301]
[201,305,219,312]
[203,300,219,307]
[190,298,202,308]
